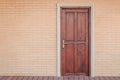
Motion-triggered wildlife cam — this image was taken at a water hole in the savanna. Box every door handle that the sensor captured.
[62,40,64,49]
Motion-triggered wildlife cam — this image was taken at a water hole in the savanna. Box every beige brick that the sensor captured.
[0,0,120,76]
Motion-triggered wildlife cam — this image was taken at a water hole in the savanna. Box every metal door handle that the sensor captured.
[62,40,64,48]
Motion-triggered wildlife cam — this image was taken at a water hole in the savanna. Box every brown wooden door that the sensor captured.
[61,7,90,76]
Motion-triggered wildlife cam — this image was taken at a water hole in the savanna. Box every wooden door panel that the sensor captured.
[66,12,74,41]
[77,13,86,41]
[61,8,90,76]
[65,44,74,74]
[61,10,75,75]
[75,44,86,73]
[75,11,89,75]
[65,12,75,75]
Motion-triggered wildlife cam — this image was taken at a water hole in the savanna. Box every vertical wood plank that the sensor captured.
[63,76,69,80]
[0,76,2,79]
[1,76,9,80]
[60,76,64,80]
[33,76,39,80]
[37,76,43,80]
[94,77,99,80]
[43,76,49,80]
[49,76,53,80]
[22,76,29,80]
[89,77,94,80]
[79,76,84,80]
[110,77,117,80]
[115,77,120,80]
[6,76,13,80]
[74,76,79,80]
[104,76,111,80]
[57,77,60,80]
[84,76,90,80]
[17,76,24,80]
[68,76,74,80]
[28,76,34,80]
[0,76,3,80]
[11,76,18,80]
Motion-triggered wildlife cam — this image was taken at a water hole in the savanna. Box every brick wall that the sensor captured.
[0,0,120,76]
[0,0,58,76]
[94,0,120,76]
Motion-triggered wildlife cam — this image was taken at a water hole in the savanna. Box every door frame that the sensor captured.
[57,3,94,77]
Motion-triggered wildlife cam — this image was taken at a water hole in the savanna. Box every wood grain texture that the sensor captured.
[0,76,120,80]
[61,7,90,76]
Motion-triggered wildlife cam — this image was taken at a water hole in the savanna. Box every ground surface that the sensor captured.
[0,76,120,80]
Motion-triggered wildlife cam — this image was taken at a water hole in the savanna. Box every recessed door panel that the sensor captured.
[61,8,90,76]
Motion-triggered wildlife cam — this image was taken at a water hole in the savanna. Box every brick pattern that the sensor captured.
[0,0,120,76]
[0,0,58,76]
[94,0,120,76]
